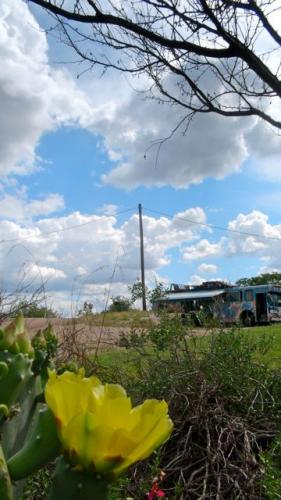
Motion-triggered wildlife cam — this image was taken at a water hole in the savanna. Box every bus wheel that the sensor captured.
[240,311,255,327]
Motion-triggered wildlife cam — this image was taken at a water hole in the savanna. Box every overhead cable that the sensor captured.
[143,207,281,243]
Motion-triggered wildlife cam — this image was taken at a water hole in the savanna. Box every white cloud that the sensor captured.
[2,0,279,193]
[96,204,118,216]
[28,264,66,281]
[245,121,281,182]
[27,194,65,217]
[181,211,281,272]
[0,191,64,221]
[99,92,250,188]
[182,239,222,261]
[198,263,218,274]
[0,0,92,177]
[226,210,281,256]
[189,275,204,286]
[0,208,207,306]
[0,207,281,312]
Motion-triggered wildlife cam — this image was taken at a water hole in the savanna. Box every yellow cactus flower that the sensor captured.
[45,371,173,476]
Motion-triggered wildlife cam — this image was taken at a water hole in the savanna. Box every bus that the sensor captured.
[154,282,281,326]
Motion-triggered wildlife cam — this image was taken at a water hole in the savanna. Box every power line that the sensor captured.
[2,204,280,247]
[143,207,281,243]
[0,207,135,245]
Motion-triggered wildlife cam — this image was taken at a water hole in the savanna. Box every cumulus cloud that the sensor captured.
[189,275,204,286]
[0,0,92,177]
[2,1,279,193]
[226,210,281,256]
[0,207,208,304]
[197,263,218,274]
[0,207,280,311]
[28,264,66,281]
[182,239,223,261]
[99,91,250,188]
[96,204,118,216]
[245,120,281,182]
[0,191,64,221]
[181,210,281,270]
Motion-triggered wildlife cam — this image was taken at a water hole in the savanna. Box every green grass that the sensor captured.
[95,322,281,371]
[97,347,137,369]
[243,323,281,367]
[187,323,281,368]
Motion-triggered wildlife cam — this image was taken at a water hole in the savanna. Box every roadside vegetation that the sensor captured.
[22,313,281,499]
[95,317,281,499]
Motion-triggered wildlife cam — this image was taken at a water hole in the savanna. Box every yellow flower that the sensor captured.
[45,371,173,476]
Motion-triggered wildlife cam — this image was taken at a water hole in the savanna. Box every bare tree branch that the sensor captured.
[27,0,281,129]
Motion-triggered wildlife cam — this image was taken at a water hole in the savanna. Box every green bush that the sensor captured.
[108,295,131,312]
[98,317,281,499]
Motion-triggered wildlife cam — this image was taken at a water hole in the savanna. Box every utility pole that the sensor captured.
[138,203,147,311]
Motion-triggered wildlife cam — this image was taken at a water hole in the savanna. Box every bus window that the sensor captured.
[225,291,241,303]
[244,290,254,301]
[268,294,281,307]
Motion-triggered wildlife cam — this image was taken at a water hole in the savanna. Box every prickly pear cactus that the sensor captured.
[31,324,58,386]
[0,351,33,410]
[0,315,35,429]
[0,314,58,499]
[48,458,109,500]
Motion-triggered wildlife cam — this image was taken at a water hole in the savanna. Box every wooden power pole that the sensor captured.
[138,203,147,311]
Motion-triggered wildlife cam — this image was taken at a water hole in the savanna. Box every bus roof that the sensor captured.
[155,283,281,303]
[156,289,226,302]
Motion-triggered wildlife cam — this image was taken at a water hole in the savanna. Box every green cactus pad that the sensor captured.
[48,457,109,500]
[0,351,33,407]
[7,406,60,481]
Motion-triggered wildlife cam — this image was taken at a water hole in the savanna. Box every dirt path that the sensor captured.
[23,318,136,349]
[23,317,208,351]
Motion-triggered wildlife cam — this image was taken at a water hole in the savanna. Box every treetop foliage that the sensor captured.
[15,300,57,318]
[236,271,281,286]
[109,295,132,312]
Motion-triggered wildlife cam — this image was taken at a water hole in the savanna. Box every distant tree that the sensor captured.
[109,295,131,312]
[14,300,57,318]
[128,279,168,307]
[148,282,168,304]
[128,280,149,305]
[236,272,281,286]
[78,301,94,317]
[29,0,281,129]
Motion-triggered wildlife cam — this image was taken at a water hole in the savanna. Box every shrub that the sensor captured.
[100,317,281,499]
[109,295,131,312]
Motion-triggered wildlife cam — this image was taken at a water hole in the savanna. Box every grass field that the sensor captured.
[96,320,281,370]
[243,323,281,367]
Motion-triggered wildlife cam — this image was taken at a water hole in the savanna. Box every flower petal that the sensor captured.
[45,370,101,428]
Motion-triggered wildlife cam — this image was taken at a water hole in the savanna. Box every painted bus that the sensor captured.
[154,282,281,326]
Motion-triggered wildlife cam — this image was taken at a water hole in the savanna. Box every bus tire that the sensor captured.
[240,311,255,327]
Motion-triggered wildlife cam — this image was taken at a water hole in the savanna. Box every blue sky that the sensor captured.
[0,0,281,312]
